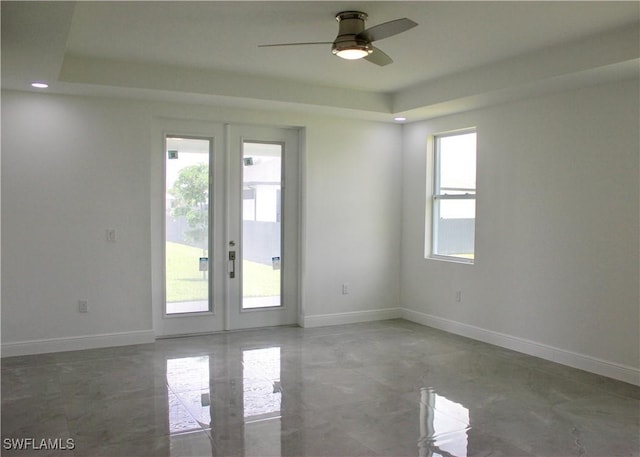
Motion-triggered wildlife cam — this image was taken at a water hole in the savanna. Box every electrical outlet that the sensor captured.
[455,291,462,303]
[342,283,349,295]
[78,300,88,313]
[106,229,116,242]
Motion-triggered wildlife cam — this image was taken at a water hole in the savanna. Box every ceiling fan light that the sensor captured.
[335,48,370,60]
[332,39,373,60]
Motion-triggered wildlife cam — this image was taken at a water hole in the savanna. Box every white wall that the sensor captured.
[2,93,153,350]
[1,90,403,354]
[302,120,402,326]
[401,79,639,384]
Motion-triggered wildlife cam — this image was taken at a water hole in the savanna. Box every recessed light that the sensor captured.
[394,117,407,122]
[31,82,49,89]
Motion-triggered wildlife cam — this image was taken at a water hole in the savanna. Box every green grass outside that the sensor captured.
[166,241,280,302]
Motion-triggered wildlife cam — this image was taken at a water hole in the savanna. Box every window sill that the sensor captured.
[428,255,474,265]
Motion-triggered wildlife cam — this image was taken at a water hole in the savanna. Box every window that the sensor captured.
[431,130,477,263]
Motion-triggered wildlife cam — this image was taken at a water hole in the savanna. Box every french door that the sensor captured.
[159,122,299,336]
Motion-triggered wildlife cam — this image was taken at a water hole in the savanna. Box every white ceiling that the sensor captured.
[2,1,639,121]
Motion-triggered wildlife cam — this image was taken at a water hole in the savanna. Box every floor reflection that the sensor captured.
[243,347,282,456]
[243,347,282,421]
[166,356,212,435]
[165,346,284,456]
[419,387,470,457]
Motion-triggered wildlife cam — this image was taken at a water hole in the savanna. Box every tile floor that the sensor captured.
[1,319,639,457]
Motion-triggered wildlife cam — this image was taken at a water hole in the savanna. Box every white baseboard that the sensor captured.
[303,307,401,328]
[1,330,156,358]
[400,308,640,386]
[3,310,637,387]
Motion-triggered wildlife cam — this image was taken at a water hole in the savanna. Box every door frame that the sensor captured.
[151,118,302,337]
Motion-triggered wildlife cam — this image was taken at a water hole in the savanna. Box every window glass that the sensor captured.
[165,136,211,314]
[438,134,476,191]
[242,142,282,309]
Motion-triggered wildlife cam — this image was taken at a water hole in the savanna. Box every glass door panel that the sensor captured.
[165,136,211,315]
[242,142,282,310]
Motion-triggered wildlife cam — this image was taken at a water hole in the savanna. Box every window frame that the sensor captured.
[430,128,477,264]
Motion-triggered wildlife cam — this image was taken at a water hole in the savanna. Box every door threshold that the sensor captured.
[156,324,301,340]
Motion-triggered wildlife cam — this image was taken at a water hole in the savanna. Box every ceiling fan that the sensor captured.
[259,11,418,66]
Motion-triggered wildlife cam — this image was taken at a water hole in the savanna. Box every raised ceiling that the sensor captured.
[2,1,639,121]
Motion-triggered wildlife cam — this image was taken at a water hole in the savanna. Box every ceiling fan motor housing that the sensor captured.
[331,11,373,57]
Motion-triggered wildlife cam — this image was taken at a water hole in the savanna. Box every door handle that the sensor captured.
[228,250,236,279]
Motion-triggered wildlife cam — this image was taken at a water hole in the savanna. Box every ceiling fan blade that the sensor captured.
[364,47,393,66]
[258,41,332,48]
[357,18,418,42]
